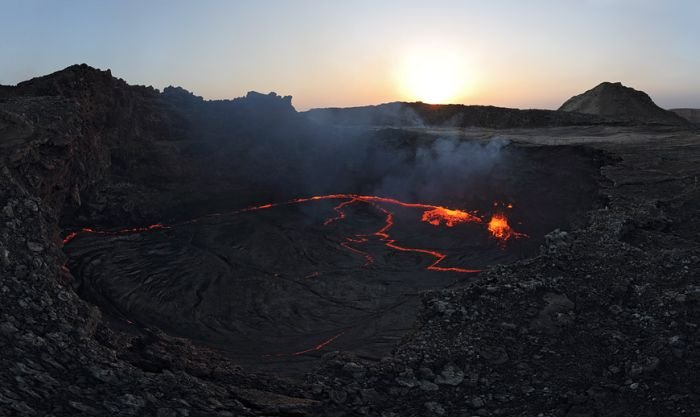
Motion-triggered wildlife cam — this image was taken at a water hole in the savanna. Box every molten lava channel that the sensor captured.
[62,194,527,272]
[323,199,483,273]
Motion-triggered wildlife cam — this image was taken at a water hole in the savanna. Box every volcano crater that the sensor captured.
[63,143,605,372]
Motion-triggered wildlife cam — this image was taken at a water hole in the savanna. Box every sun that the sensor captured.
[397,49,470,104]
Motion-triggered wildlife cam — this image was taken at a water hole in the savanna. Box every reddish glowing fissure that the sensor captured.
[328,199,483,273]
[62,194,528,355]
[62,223,169,244]
[291,332,345,356]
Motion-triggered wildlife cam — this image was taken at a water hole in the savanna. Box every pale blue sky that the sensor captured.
[1,0,698,109]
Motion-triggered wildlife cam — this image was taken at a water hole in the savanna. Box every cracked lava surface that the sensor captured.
[63,194,528,371]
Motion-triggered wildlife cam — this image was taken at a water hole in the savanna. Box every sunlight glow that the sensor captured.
[396,48,472,104]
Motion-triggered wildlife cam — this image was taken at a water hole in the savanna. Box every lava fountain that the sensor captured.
[487,213,527,242]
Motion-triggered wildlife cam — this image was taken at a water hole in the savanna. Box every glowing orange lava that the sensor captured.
[487,213,527,242]
[366,202,481,273]
[324,198,359,226]
[421,207,480,227]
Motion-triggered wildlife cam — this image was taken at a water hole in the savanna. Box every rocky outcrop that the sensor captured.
[0,168,294,416]
[0,64,318,416]
[1,66,191,228]
[0,64,307,227]
[559,82,689,126]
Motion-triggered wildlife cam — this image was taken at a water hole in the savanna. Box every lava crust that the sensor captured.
[64,194,529,370]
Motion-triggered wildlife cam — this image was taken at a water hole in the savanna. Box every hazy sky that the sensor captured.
[1,0,698,110]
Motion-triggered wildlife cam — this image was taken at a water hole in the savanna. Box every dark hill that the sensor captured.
[559,82,688,126]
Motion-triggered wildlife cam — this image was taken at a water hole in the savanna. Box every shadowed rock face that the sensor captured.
[1,64,306,228]
[559,81,689,126]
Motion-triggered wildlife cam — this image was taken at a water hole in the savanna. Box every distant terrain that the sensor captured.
[558,81,690,126]
[305,101,607,129]
[306,81,691,129]
[671,108,700,124]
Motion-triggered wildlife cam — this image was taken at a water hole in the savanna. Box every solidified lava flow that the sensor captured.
[63,194,527,356]
[63,194,527,273]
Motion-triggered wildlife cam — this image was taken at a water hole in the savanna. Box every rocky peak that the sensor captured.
[233,91,296,114]
[559,81,689,125]
[12,64,161,103]
[17,64,112,96]
[162,85,204,105]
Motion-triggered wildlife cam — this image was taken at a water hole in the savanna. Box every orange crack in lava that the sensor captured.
[365,202,482,273]
[324,198,359,226]
[317,196,484,272]
[61,223,169,244]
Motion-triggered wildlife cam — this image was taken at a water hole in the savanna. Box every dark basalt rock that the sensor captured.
[162,85,205,105]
